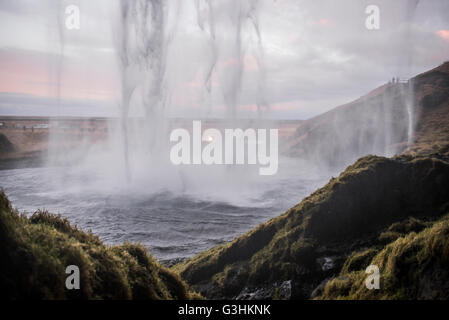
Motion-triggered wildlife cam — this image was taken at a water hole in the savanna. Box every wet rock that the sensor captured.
[235,287,271,300]
[235,280,292,300]
[277,280,292,300]
[317,257,335,271]
[161,257,187,268]
[310,278,331,299]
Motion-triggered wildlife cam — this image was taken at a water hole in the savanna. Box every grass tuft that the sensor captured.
[0,190,201,300]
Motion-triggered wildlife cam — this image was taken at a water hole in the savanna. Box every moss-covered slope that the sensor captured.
[0,191,201,300]
[174,154,449,299]
[318,213,449,299]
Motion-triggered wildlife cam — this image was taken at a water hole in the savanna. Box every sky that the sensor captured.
[0,0,448,120]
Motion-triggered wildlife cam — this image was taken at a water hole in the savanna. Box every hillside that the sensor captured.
[286,62,449,169]
[174,152,449,299]
[0,190,201,300]
[408,62,449,155]
[173,63,449,300]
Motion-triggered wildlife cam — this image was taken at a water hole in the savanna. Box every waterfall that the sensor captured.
[114,0,269,181]
[404,79,415,149]
[47,1,66,168]
[402,0,420,150]
[116,0,171,180]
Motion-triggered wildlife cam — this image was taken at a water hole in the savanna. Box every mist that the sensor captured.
[1,0,448,259]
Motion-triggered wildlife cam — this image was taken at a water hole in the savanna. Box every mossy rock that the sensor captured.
[317,214,449,300]
[341,249,379,274]
[378,217,428,244]
[0,190,201,300]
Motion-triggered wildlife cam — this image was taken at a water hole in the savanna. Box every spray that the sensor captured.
[403,0,420,149]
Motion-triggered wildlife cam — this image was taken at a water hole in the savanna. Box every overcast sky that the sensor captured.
[0,0,448,119]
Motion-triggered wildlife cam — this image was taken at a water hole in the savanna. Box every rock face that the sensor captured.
[174,154,449,299]
[409,62,449,155]
[0,133,15,154]
[0,190,201,300]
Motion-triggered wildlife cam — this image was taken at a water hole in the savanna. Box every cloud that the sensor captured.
[436,30,449,43]
[0,48,119,101]
[313,19,332,27]
[1,0,448,119]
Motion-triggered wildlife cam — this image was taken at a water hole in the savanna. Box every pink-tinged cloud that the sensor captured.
[270,101,305,111]
[218,54,260,72]
[314,19,332,27]
[238,104,259,112]
[436,30,449,43]
[238,101,305,113]
[0,50,53,98]
[286,33,302,44]
[243,55,260,72]
[0,49,119,101]
[220,57,240,68]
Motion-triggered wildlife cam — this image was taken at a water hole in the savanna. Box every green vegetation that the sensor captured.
[174,154,449,299]
[0,190,201,300]
[377,217,428,245]
[340,248,379,274]
[318,214,449,299]
[4,153,446,300]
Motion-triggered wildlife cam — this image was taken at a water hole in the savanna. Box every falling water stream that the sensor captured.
[0,0,421,261]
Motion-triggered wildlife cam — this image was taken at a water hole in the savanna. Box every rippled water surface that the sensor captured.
[0,161,327,261]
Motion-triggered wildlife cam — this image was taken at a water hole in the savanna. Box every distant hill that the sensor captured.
[286,62,449,168]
